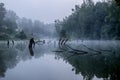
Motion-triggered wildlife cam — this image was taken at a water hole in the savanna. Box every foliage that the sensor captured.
[17,18,55,38]
[55,0,120,40]
[0,3,54,40]
[0,2,55,40]
[0,3,27,40]
[15,30,27,39]
[0,3,6,25]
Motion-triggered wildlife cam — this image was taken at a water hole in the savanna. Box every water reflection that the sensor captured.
[55,40,120,80]
[0,44,18,78]
[0,40,49,78]
[29,47,34,56]
[0,40,120,80]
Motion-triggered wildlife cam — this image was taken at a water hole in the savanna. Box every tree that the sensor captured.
[15,30,27,39]
[0,3,6,26]
[55,0,120,40]
[115,0,120,5]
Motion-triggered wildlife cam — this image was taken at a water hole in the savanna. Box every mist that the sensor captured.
[1,0,101,23]
[0,0,120,80]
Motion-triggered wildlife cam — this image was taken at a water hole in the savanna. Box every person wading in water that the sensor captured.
[28,38,35,56]
[7,40,9,48]
[29,38,35,48]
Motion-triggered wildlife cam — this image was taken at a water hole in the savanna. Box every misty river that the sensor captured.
[0,40,120,80]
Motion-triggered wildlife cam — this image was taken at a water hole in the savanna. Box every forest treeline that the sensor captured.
[55,0,120,40]
[1,0,120,40]
[0,3,55,40]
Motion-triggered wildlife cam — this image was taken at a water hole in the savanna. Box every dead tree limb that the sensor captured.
[65,44,88,53]
[82,44,101,54]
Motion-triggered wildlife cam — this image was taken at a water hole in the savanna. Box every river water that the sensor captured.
[0,40,120,80]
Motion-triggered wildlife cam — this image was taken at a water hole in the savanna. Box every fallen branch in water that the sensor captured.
[57,40,106,55]
[53,50,87,55]
[53,50,65,52]
[98,49,112,52]
[82,44,101,54]
[55,43,88,54]
[68,50,88,54]
[59,44,67,51]
[35,40,45,45]
[65,44,88,53]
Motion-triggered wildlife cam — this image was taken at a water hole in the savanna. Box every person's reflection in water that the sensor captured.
[28,38,35,56]
[29,47,34,56]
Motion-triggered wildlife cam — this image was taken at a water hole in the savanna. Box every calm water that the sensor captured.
[0,40,120,80]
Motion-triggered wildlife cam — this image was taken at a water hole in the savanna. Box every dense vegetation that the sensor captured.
[17,18,55,38]
[0,3,55,40]
[55,0,120,40]
[0,3,27,40]
[1,0,120,40]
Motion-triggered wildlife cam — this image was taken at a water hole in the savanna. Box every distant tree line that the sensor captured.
[17,18,55,38]
[0,3,55,40]
[0,3,27,40]
[55,0,120,40]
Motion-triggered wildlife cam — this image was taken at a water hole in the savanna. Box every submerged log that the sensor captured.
[82,44,101,54]
[53,50,65,52]
[65,44,88,53]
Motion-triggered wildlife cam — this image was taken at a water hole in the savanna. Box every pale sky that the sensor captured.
[1,0,101,23]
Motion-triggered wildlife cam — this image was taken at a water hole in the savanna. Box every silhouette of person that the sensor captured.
[7,40,9,48]
[29,38,35,48]
[28,38,35,56]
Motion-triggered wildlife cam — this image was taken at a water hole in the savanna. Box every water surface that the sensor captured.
[0,40,120,80]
